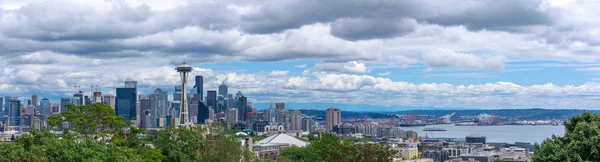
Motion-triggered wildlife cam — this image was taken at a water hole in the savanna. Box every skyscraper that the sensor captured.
[60,98,71,112]
[4,97,17,117]
[227,107,238,125]
[125,80,138,103]
[116,87,137,120]
[227,94,233,109]
[0,97,3,116]
[40,98,50,116]
[302,117,313,131]
[197,101,209,124]
[237,95,248,121]
[276,102,285,110]
[73,92,84,106]
[278,109,290,130]
[290,110,302,131]
[326,107,341,132]
[268,103,278,123]
[207,90,217,112]
[194,75,203,101]
[31,94,38,110]
[103,94,115,109]
[140,96,150,128]
[93,92,102,103]
[150,88,169,128]
[8,99,20,126]
[219,81,228,97]
[51,103,60,115]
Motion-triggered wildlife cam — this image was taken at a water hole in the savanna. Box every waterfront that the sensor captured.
[402,124,564,144]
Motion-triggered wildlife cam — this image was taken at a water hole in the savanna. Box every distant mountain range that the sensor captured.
[298,108,600,120]
[251,102,600,120]
[252,102,480,112]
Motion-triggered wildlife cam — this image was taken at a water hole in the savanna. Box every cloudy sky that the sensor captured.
[2,0,600,110]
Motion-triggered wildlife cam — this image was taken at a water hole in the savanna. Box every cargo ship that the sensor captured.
[423,127,447,131]
[399,123,427,127]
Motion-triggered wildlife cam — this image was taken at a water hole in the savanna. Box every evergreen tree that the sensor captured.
[534,112,600,161]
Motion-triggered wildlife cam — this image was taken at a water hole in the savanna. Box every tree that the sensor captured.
[280,133,396,162]
[47,103,130,139]
[357,144,396,162]
[534,112,600,161]
[279,146,322,162]
[10,134,15,141]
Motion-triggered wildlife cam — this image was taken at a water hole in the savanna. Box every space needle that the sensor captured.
[176,57,193,126]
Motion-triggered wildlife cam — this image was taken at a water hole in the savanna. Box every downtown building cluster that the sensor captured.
[0,76,259,131]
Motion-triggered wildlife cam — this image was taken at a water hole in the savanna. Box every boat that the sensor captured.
[455,123,477,126]
[423,127,447,131]
[399,123,427,127]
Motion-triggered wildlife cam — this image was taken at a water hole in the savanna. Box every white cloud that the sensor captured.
[2,0,600,109]
[378,72,391,76]
[294,64,307,68]
[423,49,507,71]
[313,61,368,74]
[269,70,289,77]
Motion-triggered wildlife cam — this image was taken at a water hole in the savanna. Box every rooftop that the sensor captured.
[256,133,308,147]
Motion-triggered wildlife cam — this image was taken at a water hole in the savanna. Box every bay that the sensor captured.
[401,124,565,144]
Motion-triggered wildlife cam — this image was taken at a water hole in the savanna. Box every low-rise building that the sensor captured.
[252,133,308,160]
[422,150,450,162]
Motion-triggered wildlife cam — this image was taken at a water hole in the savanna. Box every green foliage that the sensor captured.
[534,112,600,162]
[154,124,257,162]
[279,133,395,162]
[1,104,257,162]
[47,103,130,138]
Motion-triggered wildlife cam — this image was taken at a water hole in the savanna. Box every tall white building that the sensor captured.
[290,110,302,131]
[227,107,238,125]
[103,94,116,109]
[326,107,341,132]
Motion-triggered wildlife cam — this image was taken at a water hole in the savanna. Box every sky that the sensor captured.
[2,0,600,110]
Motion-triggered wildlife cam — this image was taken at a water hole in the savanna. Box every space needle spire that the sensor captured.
[176,56,193,126]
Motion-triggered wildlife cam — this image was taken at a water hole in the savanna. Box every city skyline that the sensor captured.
[3,0,600,110]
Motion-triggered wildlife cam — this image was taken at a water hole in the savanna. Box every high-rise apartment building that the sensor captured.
[326,107,341,132]
[302,117,313,132]
[278,109,290,130]
[227,107,238,125]
[194,75,203,101]
[103,95,116,109]
[73,92,84,106]
[150,89,169,128]
[116,87,137,120]
[50,103,60,115]
[93,92,102,103]
[290,110,302,131]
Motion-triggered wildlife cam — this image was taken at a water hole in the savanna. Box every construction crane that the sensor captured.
[72,84,81,93]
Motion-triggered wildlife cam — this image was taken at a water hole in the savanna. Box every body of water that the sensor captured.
[400,124,564,144]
